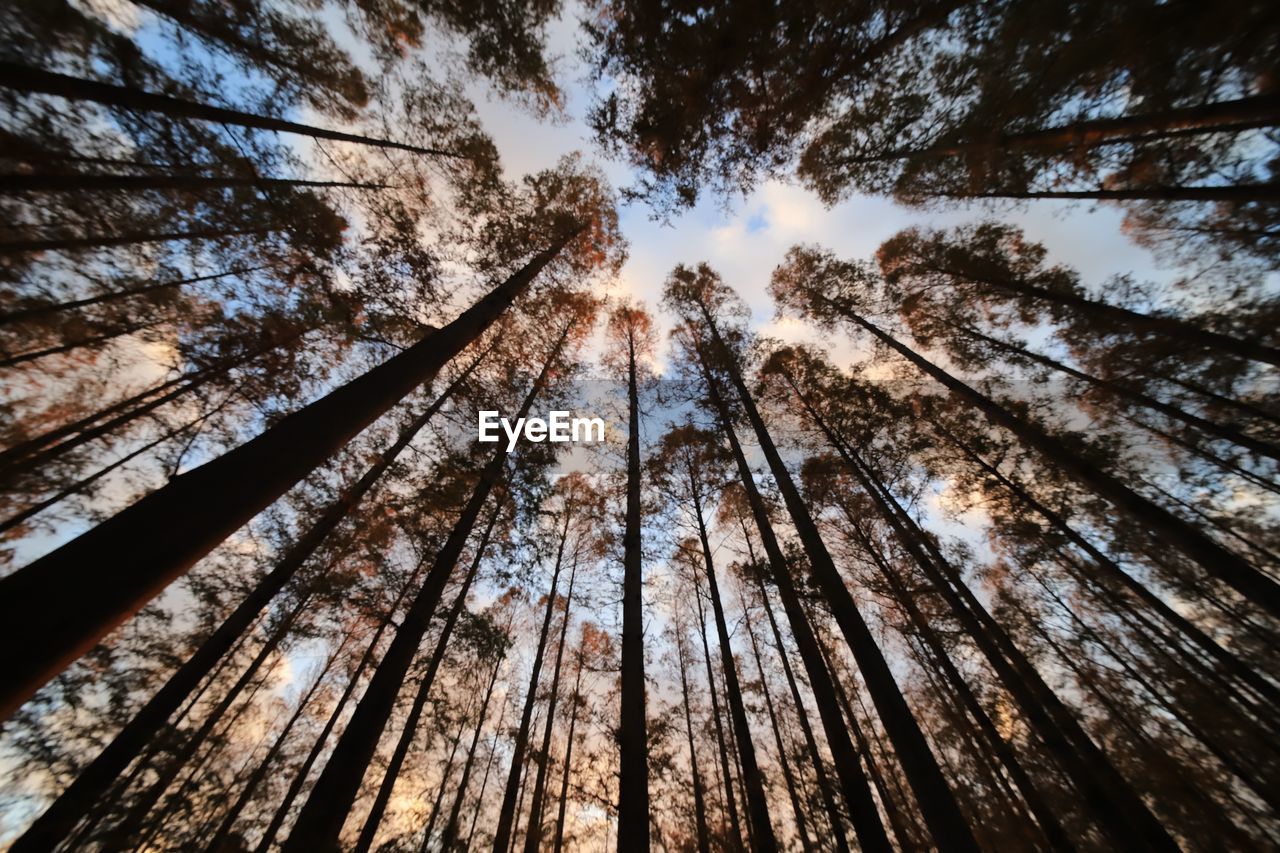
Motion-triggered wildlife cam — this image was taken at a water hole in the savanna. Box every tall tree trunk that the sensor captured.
[698,357,890,853]
[466,691,511,850]
[521,554,581,853]
[693,579,744,850]
[950,183,1280,203]
[827,304,1280,619]
[441,649,506,852]
[419,706,473,852]
[689,467,777,851]
[743,602,814,853]
[840,93,1280,164]
[0,319,163,367]
[952,322,1280,462]
[253,550,433,853]
[9,352,483,852]
[203,633,347,852]
[491,509,574,853]
[351,508,503,853]
[693,310,977,851]
[0,230,577,721]
[0,225,271,256]
[617,329,650,852]
[0,266,261,328]
[674,628,713,853]
[916,261,1280,368]
[0,174,386,194]
[0,61,463,158]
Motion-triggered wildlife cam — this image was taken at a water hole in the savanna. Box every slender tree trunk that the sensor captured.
[491,509,574,853]
[0,319,163,368]
[0,61,463,158]
[840,93,1280,164]
[689,469,777,851]
[745,560,849,853]
[442,649,506,852]
[467,692,511,850]
[420,707,473,852]
[919,262,1280,368]
[253,551,432,853]
[827,303,1280,619]
[0,225,271,256]
[698,358,890,853]
[521,554,581,853]
[9,356,481,851]
[203,634,346,852]
[618,331,650,852]
[674,629,713,853]
[953,322,1280,462]
[0,174,387,194]
[950,183,1280,203]
[694,581,744,850]
[693,311,976,851]
[352,508,503,853]
[743,603,814,853]
[0,230,576,721]
[0,266,261,328]
[0,323,306,479]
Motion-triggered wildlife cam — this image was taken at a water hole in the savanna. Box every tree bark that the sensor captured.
[948,183,1280,203]
[674,628,713,853]
[441,649,506,852]
[617,329,650,852]
[0,231,576,722]
[0,225,271,256]
[0,61,463,158]
[0,173,387,194]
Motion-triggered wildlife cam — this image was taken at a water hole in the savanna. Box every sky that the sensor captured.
[461,6,1183,375]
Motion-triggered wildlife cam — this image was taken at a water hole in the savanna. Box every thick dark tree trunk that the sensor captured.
[689,472,777,851]
[693,310,977,852]
[698,358,890,853]
[351,509,502,853]
[0,266,261,328]
[674,629,713,853]
[0,174,386,194]
[441,649,506,852]
[743,604,814,852]
[0,232,575,721]
[0,61,462,158]
[521,555,580,853]
[491,509,573,853]
[617,332,650,851]
[9,357,480,852]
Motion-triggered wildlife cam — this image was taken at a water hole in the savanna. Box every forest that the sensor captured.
[0,0,1277,850]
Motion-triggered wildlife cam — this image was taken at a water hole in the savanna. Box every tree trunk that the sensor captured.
[674,628,713,853]
[693,310,977,852]
[521,554,581,853]
[0,230,576,722]
[689,469,777,851]
[0,225,271,256]
[9,356,480,851]
[352,508,503,853]
[467,691,511,850]
[441,649,506,852]
[617,331,650,852]
[0,319,163,368]
[841,93,1280,165]
[831,304,1280,619]
[0,61,463,158]
[0,266,261,328]
[419,707,473,852]
[694,579,744,850]
[698,357,890,853]
[743,602,814,853]
[949,183,1280,203]
[0,174,386,194]
[491,508,573,853]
